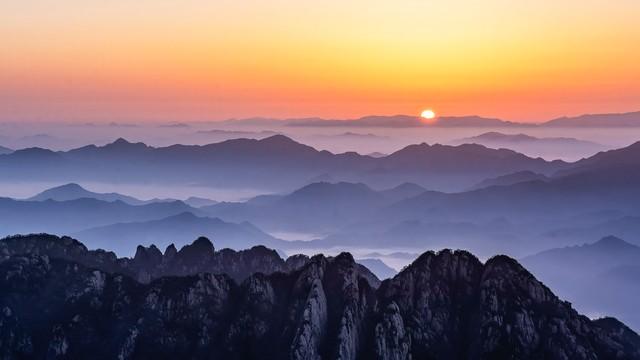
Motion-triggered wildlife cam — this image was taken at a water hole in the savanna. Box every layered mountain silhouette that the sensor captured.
[469,170,549,190]
[26,183,217,208]
[558,140,640,176]
[1,234,638,359]
[542,111,640,127]
[228,115,528,128]
[542,216,640,245]
[451,132,607,160]
[236,140,640,259]
[522,236,640,330]
[432,115,527,127]
[0,135,568,192]
[28,183,148,205]
[72,212,286,256]
[454,131,604,147]
[224,110,640,128]
[0,197,197,237]
[201,182,425,233]
[177,138,640,257]
[0,145,12,155]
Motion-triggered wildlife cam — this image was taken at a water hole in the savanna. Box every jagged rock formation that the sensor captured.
[0,234,639,359]
[0,234,303,284]
[0,234,380,287]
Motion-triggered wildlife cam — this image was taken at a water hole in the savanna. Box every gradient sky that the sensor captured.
[1,0,639,122]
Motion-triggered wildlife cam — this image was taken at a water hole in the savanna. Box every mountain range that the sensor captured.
[1,234,638,359]
[200,182,427,234]
[223,110,640,128]
[543,111,640,127]
[72,212,286,256]
[0,197,198,237]
[451,132,608,160]
[223,140,640,259]
[9,139,640,260]
[522,236,640,330]
[0,135,569,192]
[26,183,217,208]
[27,183,150,205]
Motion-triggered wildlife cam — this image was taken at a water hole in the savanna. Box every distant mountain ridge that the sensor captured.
[28,183,147,205]
[201,181,392,233]
[0,196,199,237]
[0,135,569,192]
[72,211,285,256]
[451,132,608,161]
[223,110,640,127]
[280,140,640,261]
[470,170,549,190]
[226,114,528,128]
[0,145,12,155]
[0,234,638,358]
[26,183,217,208]
[543,111,640,127]
[454,131,605,147]
[522,236,640,330]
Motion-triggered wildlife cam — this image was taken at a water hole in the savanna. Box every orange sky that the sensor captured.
[1,0,639,122]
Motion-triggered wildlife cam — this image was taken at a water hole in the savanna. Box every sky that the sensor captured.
[1,0,639,122]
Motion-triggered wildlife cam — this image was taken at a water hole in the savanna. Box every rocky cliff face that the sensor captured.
[0,234,639,359]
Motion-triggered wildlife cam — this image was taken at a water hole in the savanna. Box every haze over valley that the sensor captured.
[3,115,640,333]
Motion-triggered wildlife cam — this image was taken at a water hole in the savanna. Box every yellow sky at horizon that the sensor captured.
[1,0,639,122]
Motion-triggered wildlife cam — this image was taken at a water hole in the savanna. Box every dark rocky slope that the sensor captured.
[0,234,639,359]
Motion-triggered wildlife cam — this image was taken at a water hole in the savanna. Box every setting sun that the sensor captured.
[421,109,436,119]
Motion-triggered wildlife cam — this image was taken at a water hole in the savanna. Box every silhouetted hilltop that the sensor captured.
[28,183,146,205]
[202,182,390,233]
[561,140,640,175]
[451,132,608,161]
[523,236,640,272]
[379,182,427,201]
[470,170,549,190]
[382,142,564,173]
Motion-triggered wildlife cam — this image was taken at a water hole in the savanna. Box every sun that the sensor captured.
[420,109,436,119]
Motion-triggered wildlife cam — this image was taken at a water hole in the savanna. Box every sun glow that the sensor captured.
[421,109,436,120]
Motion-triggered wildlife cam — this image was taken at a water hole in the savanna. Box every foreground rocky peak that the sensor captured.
[0,234,639,359]
[0,234,303,284]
